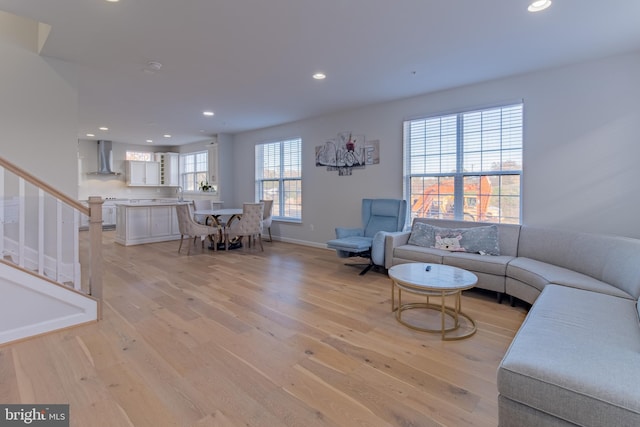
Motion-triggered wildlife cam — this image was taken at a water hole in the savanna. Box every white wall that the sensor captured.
[232,51,640,243]
[4,11,638,243]
[0,12,78,197]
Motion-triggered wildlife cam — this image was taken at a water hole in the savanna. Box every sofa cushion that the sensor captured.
[443,252,514,276]
[507,257,634,299]
[518,226,640,299]
[498,285,640,427]
[393,245,445,264]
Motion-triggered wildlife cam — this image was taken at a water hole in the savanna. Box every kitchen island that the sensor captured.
[115,200,190,246]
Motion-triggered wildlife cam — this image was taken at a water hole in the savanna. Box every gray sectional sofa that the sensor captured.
[384,218,640,427]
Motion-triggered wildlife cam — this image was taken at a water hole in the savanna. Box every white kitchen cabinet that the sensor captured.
[102,204,117,228]
[150,206,173,236]
[115,202,183,246]
[126,160,160,186]
[155,152,180,187]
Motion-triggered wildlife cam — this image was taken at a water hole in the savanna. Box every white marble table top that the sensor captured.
[388,263,477,293]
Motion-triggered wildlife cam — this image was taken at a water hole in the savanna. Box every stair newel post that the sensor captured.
[88,196,104,319]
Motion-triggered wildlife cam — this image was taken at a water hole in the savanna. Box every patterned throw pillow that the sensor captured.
[407,222,436,247]
[408,223,500,255]
[432,225,500,255]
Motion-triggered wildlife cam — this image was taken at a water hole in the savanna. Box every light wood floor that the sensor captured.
[0,232,528,427]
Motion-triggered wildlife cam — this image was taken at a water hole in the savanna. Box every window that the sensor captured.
[125,151,153,161]
[180,151,208,192]
[255,138,302,221]
[403,103,522,224]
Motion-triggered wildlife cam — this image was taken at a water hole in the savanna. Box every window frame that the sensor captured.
[255,138,302,223]
[403,102,523,224]
[179,150,209,193]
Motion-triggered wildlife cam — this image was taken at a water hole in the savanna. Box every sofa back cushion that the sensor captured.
[518,226,640,299]
[411,218,521,257]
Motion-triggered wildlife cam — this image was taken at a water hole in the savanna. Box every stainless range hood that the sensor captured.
[87,140,121,175]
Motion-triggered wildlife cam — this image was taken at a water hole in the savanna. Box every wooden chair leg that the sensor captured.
[268,227,272,242]
[178,235,184,253]
[258,234,263,251]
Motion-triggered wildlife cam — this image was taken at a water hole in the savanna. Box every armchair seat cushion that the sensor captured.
[327,236,373,253]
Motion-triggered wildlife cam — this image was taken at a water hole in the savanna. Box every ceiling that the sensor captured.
[2,0,640,146]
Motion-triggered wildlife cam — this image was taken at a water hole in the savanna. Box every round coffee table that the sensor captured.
[388,263,478,341]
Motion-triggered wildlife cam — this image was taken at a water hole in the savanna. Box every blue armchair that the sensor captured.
[327,198,407,275]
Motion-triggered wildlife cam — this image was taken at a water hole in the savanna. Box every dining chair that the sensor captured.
[259,199,274,242]
[192,199,214,224]
[175,204,219,255]
[225,203,264,251]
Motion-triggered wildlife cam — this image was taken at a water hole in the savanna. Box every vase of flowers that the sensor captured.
[199,181,212,192]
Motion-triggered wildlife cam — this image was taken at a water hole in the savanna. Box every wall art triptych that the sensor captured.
[315,132,380,176]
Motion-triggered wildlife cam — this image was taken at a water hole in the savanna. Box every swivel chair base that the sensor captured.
[344,256,384,276]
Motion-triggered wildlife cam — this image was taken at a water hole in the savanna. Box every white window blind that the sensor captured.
[256,138,302,221]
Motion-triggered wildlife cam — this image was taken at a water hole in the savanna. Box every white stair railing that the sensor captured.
[0,156,103,316]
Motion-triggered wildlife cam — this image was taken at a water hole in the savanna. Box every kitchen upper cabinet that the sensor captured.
[155,152,180,187]
[126,160,160,186]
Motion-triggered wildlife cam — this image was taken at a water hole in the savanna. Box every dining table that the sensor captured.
[192,208,244,249]
[193,208,243,226]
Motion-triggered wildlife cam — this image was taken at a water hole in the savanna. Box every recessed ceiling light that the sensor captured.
[146,139,153,143]
[203,111,214,116]
[143,61,162,74]
[99,127,109,131]
[313,72,326,80]
[163,134,171,138]
[105,0,120,3]
[528,0,552,12]
[86,133,95,137]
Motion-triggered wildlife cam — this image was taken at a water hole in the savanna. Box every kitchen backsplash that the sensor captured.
[78,174,180,201]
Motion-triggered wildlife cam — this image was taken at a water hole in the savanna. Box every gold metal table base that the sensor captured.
[392,286,477,341]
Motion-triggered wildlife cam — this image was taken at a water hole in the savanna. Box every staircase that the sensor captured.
[0,156,103,345]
